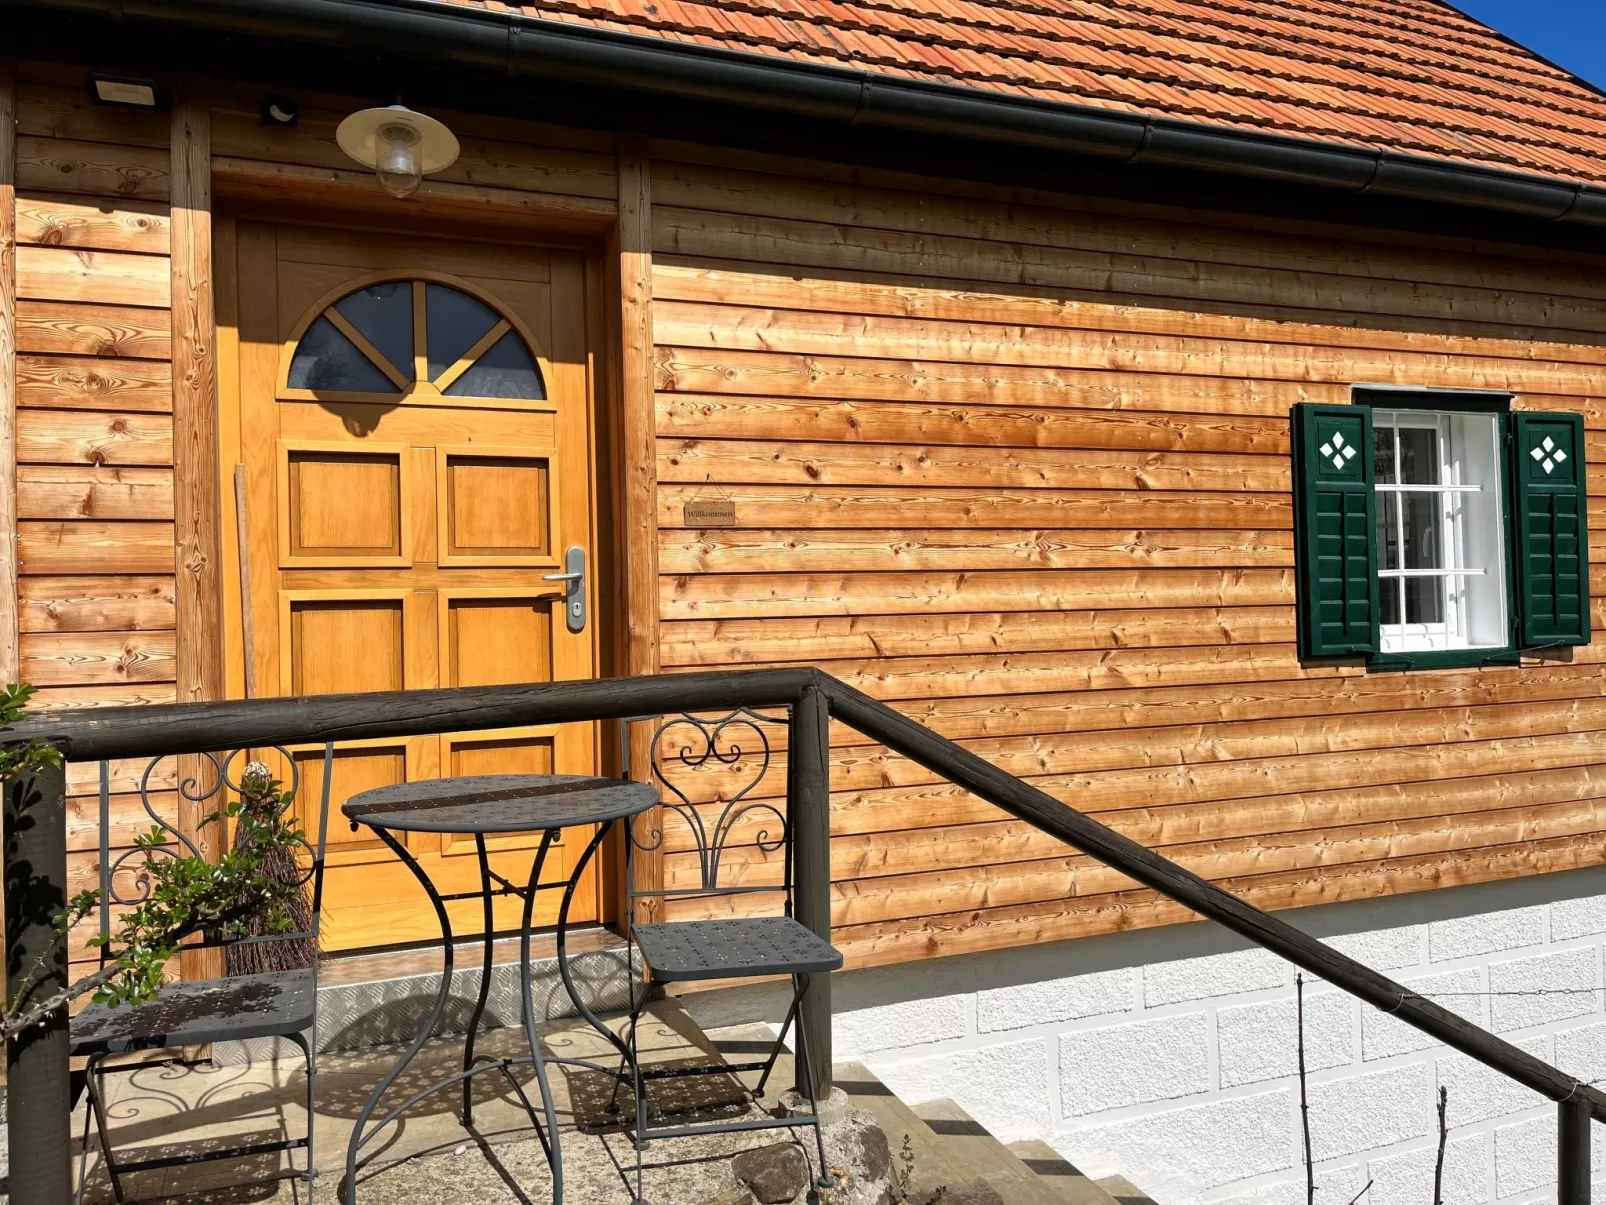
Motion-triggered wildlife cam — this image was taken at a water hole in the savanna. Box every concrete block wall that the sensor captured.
[686,866,1606,1205]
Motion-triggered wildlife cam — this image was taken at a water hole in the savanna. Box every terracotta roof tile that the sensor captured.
[429,0,1606,186]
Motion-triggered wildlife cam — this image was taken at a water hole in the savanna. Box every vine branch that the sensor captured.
[1,709,309,1041]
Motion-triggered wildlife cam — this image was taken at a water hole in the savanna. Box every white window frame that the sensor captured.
[1373,407,1508,655]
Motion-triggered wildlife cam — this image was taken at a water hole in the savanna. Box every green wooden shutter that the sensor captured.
[1292,404,1379,658]
[1512,411,1591,647]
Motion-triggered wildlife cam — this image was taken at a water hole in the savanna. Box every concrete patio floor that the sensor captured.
[64,1003,866,1205]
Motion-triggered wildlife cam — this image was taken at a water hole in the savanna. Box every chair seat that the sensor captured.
[633,917,843,983]
[71,968,315,1055]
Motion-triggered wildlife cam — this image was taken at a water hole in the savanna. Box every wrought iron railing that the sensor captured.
[93,747,324,965]
[5,666,1601,1204]
[632,706,792,900]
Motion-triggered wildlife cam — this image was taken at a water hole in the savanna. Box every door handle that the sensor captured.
[542,546,586,633]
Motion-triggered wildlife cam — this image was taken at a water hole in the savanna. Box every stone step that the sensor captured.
[704,1022,799,1110]
[699,1038,1156,1205]
[908,1098,1068,1205]
[1007,1139,1125,1205]
[833,1061,970,1201]
[698,1039,974,1201]
[1097,1173,1164,1205]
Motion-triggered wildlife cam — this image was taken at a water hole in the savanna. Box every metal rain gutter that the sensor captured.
[10,0,1606,227]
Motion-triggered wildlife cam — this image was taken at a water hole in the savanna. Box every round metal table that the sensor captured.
[339,773,658,1205]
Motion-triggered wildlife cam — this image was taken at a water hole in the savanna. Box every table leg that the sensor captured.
[548,821,653,1203]
[462,833,497,1125]
[552,820,631,1057]
[343,827,455,1205]
[518,829,567,1204]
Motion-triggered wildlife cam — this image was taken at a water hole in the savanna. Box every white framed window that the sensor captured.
[1293,395,1588,665]
[1372,408,1507,654]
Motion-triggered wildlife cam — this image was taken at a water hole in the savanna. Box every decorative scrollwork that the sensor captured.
[101,747,304,908]
[630,708,789,893]
[278,833,318,892]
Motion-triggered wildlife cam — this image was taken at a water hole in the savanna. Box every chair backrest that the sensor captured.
[622,707,794,916]
[96,743,335,971]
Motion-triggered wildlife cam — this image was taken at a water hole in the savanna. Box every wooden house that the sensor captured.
[5,0,1606,1194]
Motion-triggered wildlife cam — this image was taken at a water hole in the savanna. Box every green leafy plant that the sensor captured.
[2,698,310,1038]
[897,1132,917,1200]
[76,761,309,1008]
[0,682,62,781]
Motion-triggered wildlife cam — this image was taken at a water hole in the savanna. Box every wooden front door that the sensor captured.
[221,221,602,951]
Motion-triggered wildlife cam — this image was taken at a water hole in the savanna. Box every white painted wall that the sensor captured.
[685,866,1606,1205]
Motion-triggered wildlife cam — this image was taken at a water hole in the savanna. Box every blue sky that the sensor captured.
[1453,0,1606,90]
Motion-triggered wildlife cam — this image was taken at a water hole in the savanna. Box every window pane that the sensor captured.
[443,329,545,400]
[426,284,500,381]
[1371,406,1508,653]
[333,282,412,380]
[1380,576,1401,626]
[1377,491,1400,570]
[1397,427,1440,485]
[1405,576,1444,624]
[1374,422,1396,484]
[1402,492,1442,570]
[287,316,400,394]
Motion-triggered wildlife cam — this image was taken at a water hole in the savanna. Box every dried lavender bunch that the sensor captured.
[224,760,315,975]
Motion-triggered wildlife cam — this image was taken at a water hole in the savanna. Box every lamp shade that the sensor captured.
[335,105,460,176]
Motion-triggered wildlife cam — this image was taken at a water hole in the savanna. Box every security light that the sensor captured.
[87,72,161,109]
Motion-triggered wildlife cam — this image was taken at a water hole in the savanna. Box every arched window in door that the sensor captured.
[287,279,546,400]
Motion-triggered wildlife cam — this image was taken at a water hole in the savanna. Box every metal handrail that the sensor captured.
[11,668,818,762]
[5,665,1598,1203]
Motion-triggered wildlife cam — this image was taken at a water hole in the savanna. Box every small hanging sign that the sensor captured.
[683,485,736,528]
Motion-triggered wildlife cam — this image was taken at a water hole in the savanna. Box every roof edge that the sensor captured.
[14,0,1606,228]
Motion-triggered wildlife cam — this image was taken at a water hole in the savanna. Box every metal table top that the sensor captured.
[341,774,658,834]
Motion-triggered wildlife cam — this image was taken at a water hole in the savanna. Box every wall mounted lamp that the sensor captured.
[335,104,459,199]
[262,96,300,127]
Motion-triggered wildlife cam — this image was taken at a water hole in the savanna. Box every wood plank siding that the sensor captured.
[645,140,1606,969]
[7,59,1606,976]
[8,64,179,980]
[5,71,627,977]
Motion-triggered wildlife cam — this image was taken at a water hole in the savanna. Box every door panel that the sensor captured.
[443,593,557,687]
[226,222,600,950]
[280,443,410,564]
[282,593,410,696]
[438,448,556,565]
[291,739,414,859]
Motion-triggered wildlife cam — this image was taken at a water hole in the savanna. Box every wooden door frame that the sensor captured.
[611,137,663,921]
[186,133,653,938]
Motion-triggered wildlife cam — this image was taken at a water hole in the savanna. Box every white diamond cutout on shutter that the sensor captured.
[1532,435,1564,474]
[1323,431,1355,470]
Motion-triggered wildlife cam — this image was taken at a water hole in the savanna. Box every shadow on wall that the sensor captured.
[678,864,1606,1033]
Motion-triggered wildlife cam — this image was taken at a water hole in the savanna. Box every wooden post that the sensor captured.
[5,760,71,1205]
[1559,1096,1592,1205]
[171,84,223,717]
[616,135,661,922]
[0,63,18,688]
[789,683,832,1097]
[0,54,17,1137]
[170,84,224,980]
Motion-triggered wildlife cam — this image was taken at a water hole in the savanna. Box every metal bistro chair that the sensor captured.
[617,709,842,1201]
[71,743,333,1203]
